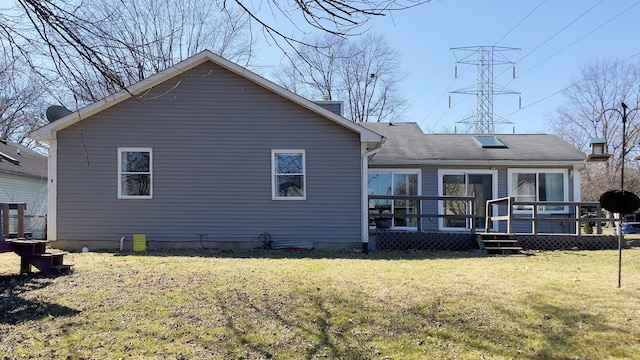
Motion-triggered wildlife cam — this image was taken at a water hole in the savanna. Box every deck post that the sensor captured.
[417,200,423,232]
[17,204,25,238]
[2,204,8,238]
[507,197,514,234]
[575,205,581,236]
[531,205,538,235]
[19,257,32,274]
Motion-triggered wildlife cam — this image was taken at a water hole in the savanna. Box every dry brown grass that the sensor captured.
[1,248,640,359]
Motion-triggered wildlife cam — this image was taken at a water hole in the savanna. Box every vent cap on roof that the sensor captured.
[0,151,20,165]
[46,105,72,122]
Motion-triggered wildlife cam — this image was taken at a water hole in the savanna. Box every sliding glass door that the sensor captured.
[439,170,496,231]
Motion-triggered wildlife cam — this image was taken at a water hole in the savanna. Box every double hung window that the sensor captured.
[272,150,306,200]
[118,148,152,199]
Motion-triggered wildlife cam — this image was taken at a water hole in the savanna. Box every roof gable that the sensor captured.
[30,50,383,144]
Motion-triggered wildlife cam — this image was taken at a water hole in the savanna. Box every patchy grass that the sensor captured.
[1,249,640,359]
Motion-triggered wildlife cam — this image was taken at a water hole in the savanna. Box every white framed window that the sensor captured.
[118,148,152,199]
[507,169,568,213]
[272,150,306,200]
[368,169,421,230]
[438,169,498,231]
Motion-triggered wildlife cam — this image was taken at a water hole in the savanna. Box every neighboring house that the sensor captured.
[29,50,385,251]
[361,122,587,234]
[0,140,48,237]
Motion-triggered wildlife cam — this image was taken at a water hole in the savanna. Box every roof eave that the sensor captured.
[29,50,384,145]
[30,52,215,141]
[369,159,586,167]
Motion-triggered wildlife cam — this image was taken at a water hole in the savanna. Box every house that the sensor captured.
[0,140,48,238]
[29,50,590,252]
[29,50,385,251]
[361,122,587,236]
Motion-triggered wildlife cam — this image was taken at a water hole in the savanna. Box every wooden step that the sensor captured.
[48,264,74,274]
[483,246,523,250]
[482,240,519,245]
[6,239,73,275]
[478,233,522,256]
[29,252,67,258]
[6,239,49,245]
[7,239,49,256]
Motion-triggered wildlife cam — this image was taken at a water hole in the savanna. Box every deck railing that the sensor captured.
[484,197,611,235]
[368,195,477,233]
[368,195,613,236]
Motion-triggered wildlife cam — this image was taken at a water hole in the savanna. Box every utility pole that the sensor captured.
[450,46,520,133]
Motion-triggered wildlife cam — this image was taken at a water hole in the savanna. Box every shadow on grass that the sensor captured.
[212,285,378,358]
[0,274,81,325]
[522,293,633,359]
[197,279,628,359]
[404,290,633,359]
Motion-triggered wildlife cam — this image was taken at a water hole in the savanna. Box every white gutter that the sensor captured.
[361,143,385,251]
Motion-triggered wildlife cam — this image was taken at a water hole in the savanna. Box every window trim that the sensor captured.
[437,169,498,232]
[272,149,306,200]
[368,168,421,230]
[118,147,153,199]
[507,168,569,214]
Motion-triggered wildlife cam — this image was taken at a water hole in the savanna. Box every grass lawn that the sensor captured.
[1,248,640,359]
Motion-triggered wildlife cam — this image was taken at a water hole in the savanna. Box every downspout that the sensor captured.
[361,142,385,254]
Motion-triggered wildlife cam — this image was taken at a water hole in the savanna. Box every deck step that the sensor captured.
[29,252,67,257]
[5,239,73,275]
[6,239,49,245]
[48,264,74,274]
[478,233,523,256]
[483,246,523,250]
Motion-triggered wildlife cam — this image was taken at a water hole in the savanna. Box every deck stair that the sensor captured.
[478,233,523,256]
[6,239,73,275]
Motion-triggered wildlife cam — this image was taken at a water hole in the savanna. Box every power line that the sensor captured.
[493,0,546,46]
[503,1,640,122]
[518,0,640,78]
[504,50,640,121]
[519,0,604,63]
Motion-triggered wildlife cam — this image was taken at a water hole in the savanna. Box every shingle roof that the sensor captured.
[361,122,587,166]
[0,140,47,179]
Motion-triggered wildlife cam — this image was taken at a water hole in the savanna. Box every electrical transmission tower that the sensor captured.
[449,46,520,133]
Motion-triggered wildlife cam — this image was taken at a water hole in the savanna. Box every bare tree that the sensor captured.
[0,58,48,144]
[0,0,426,96]
[0,0,425,143]
[277,33,408,122]
[3,0,252,103]
[548,58,640,201]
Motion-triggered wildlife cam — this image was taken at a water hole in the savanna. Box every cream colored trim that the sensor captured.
[47,140,57,240]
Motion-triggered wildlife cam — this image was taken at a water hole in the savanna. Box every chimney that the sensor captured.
[313,97,343,117]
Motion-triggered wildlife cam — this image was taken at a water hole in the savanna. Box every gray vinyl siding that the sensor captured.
[55,61,362,249]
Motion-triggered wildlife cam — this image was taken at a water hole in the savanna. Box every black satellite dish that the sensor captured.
[599,190,640,214]
[45,105,72,122]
